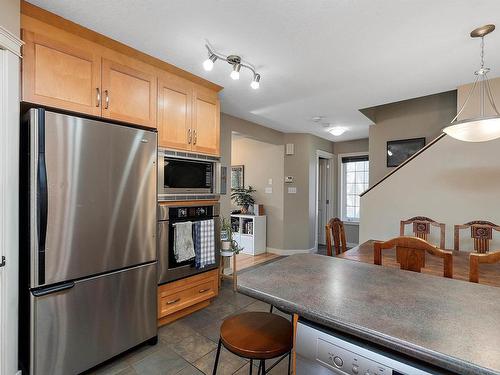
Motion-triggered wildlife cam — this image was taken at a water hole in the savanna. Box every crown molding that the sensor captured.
[0,26,23,58]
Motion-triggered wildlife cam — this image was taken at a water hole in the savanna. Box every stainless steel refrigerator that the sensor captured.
[19,109,158,375]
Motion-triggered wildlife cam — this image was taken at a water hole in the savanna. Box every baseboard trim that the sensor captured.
[266,247,316,255]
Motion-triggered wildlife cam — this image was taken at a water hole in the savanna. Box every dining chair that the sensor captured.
[399,216,446,249]
[469,251,500,283]
[325,218,347,256]
[454,220,500,253]
[374,236,453,278]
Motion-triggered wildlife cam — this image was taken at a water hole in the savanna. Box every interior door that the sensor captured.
[37,110,157,287]
[192,86,220,156]
[158,73,193,150]
[22,30,101,116]
[318,158,328,245]
[101,58,157,128]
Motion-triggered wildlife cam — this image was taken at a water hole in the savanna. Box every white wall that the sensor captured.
[231,136,285,249]
[360,136,500,250]
[0,12,22,375]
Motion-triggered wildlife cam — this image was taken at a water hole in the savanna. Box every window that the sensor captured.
[340,154,369,222]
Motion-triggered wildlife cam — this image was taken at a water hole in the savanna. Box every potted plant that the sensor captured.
[231,186,256,214]
[220,217,243,256]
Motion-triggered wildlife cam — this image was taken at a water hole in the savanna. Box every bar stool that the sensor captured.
[213,311,293,375]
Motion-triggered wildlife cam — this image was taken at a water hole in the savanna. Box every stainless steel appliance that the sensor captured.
[158,203,220,284]
[158,148,220,201]
[19,109,158,375]
[296,320,441,375]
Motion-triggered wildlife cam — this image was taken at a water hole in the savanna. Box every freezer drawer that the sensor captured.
[30,263,157,375]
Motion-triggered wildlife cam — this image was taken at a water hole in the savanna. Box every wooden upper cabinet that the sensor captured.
[22,30,101,116]
[101,58,157,128]
[157,73,193,150]
[192,86,220,156]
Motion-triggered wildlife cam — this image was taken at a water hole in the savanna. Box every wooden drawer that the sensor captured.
[157,269,218,325]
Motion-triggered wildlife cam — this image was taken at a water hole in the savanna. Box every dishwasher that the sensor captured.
[296,319,448,375]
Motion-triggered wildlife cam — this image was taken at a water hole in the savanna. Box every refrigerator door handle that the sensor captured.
[31,108,48,286]
[32,281,75,297]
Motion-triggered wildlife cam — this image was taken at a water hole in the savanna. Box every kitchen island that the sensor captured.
[237,254,500,375]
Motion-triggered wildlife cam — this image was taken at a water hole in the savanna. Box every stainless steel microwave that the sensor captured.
[158,149,220,199]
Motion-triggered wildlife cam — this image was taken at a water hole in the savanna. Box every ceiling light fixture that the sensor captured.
[328,126,347,136]
[443,24,500,142]
[203,41,262,89]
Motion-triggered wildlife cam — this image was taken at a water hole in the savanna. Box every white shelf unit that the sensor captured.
[231,214,267,255]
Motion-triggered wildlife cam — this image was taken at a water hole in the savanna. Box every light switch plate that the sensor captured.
[265,187,273,194]
[268,178,273,185]
[288,187,297,194]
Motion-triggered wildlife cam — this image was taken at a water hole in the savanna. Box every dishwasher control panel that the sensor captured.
[317,337,391,375]
[296,320,434,375]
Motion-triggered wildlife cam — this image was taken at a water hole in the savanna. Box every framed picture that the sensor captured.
[387,137,426,167]
[231,165,244,189]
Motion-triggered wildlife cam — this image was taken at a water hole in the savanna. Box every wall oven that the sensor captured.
[157,203,220,284]
[158,148,220,201]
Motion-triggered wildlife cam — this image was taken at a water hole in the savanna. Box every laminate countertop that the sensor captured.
[237,254,500,375]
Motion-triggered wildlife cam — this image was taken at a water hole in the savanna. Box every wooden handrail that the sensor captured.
[361,133,447,197]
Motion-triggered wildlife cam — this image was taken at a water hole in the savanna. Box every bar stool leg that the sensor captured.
[261,360,266,375]
[212,339,222,375]
[249,359,253,375]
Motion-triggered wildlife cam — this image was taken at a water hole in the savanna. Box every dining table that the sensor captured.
[338,239,500,288]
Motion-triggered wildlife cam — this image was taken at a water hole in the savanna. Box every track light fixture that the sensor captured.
[203,41,262,89]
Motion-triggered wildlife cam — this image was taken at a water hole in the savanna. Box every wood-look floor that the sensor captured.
[236,252,281,271]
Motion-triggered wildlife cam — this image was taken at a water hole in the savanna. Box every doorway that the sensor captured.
[315,151,334,250]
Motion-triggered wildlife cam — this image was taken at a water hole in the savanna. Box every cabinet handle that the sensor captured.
[199,288,210,293]
[96,88,101,107]
[104,90,109,109]
[187,129,192,144]
[166,298,180,305]
[193,130,197,145]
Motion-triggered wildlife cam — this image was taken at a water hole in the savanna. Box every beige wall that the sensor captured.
[220,113,284,217]
[231,136,285,249]
[282,134,334,250]
[368,91,457,186]
[360,136,500,249]
[0,0,20,36]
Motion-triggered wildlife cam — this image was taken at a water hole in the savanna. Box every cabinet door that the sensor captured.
[101,58,157,128]
[192,86,220,156]
[157,74,193,150]
[22,30,101,116]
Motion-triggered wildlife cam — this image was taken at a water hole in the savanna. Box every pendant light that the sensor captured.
[443,25,500,142]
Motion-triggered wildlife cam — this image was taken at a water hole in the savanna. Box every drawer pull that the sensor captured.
[199,288,210,293]
[167,298,180,305]
[96,88,101,107]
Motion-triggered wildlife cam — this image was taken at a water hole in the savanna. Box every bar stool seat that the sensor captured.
[213,311,293,374]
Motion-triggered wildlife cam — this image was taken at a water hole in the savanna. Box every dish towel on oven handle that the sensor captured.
[194,219,216,269]
[173,221,195,262]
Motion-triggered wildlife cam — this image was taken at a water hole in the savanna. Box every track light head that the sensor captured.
[203,53,217,71]
[251,74,260,89]
[230,63,241,80]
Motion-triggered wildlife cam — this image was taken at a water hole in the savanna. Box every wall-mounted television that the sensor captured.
[387,137,426,167]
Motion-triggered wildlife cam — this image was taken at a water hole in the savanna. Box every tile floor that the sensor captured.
[88,280,292,375]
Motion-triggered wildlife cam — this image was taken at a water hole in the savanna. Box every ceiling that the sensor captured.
[28,0,500,141]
